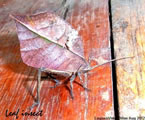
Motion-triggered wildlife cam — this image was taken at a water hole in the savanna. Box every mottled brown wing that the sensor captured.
[11,12,88,73]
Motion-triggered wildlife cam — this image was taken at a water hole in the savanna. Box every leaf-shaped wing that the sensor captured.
[11,12,88,73]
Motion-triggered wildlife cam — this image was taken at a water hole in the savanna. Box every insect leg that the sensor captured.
[30,68,41,109]
[69,73,76,99]
[77,72,90,91]
[37,68,41,103]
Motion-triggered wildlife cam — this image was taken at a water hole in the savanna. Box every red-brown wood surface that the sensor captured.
[0,0,113,119]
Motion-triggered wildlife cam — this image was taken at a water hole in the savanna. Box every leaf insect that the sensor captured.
[10,12,133,109]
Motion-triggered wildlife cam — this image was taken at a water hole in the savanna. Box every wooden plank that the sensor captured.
[111,0,145,117]
[0,0,113,119]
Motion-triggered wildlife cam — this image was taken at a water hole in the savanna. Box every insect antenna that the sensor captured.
[81,56,135,73]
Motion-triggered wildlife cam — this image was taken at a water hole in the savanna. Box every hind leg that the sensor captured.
[30,68,42,109]
[30,68,59,109]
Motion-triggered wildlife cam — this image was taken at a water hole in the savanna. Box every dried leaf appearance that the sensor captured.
[10,12,89,73]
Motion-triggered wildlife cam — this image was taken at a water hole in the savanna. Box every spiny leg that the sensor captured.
[69,73,76,99]
[43,72,76,99]
[30,68,41,109]
[77,72,90,91]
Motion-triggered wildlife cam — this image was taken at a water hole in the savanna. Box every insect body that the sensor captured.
[10,12,92,107]
[10,12,132,108]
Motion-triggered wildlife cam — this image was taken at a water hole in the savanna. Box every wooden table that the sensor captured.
[0,0,144,119]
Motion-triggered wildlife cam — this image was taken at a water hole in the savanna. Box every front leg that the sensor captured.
[77,72,90,91]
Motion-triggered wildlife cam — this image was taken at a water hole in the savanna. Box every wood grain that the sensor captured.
[111,0,145,117]
[0,0,113,119]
